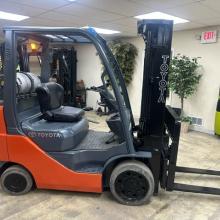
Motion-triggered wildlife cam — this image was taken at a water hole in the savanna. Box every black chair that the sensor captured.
[36,82,84,122]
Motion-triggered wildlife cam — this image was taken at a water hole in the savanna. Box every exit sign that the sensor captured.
[201,30,217,44]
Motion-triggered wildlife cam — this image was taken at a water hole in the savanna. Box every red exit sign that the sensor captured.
[201,30,217,44]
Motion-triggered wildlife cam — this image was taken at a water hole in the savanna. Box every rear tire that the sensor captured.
[0,165,33,195]
[110,160,154,206]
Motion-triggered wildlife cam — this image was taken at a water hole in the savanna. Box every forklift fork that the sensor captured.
[165,106,220,195]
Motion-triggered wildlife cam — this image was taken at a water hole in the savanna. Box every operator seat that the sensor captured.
[36,82,84,122]
[21,80,89,152]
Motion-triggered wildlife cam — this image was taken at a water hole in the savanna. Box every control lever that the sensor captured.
[86,86,98,91]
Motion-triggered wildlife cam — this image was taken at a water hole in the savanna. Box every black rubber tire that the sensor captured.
[0,165,33,195]
[110,160,154,206]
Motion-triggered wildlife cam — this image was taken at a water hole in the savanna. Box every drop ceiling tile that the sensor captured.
[200,0,220,13]
[54,3,124,22]
[37,12,73,22]
[96,23,133,33]
[18,17,77,27]
[194,17,220,26]
[103,18,137,33]
[173,21,205,31]
[37,11,99,26]
[0,1,46,17]
[8,0,71,10]
[163,1,219,21]
[131,0,198,10]
[107,17,138,27]
[77,0,153,16]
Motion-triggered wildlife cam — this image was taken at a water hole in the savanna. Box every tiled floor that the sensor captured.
[0,112,220,220]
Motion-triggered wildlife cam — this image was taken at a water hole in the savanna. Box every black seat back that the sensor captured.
[36,82,64,113]
[36,82,85,122]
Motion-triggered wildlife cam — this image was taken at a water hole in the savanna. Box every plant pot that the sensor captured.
[181,121,190,133]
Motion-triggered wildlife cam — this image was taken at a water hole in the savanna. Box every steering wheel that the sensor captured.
[87,72,118,113]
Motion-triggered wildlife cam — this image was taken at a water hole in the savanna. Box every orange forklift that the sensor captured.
[0,20,220,206]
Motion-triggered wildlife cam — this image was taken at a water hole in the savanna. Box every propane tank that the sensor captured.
[16,72,32,94]
[25,72,41,92]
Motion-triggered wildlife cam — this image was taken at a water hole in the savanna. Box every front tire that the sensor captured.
[0,165,33,195]
[110,160,154,206]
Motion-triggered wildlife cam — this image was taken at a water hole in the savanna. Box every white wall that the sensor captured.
[123,27,220,133]
[75,39,145,117]
[76,26,220,133]
[125,38,145,118]
[29,56,41,75]
[171,26,220,134]
[75,44,102,109]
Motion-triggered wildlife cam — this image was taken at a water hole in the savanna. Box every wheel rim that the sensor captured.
[4,174,27,193]
[115,170,149,201]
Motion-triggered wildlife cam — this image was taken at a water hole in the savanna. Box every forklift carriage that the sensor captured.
[0,20,219,206]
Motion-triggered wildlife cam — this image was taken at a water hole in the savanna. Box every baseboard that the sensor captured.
[133,116,214,135]
[190,125,214,135]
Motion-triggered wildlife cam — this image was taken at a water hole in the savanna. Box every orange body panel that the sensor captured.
[7,136,102,192]
[0,106,102,193]
[0,106,8,161]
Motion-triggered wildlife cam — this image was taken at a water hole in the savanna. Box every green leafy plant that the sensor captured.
[108,41,138,85]
[181,116,192,124]
[169,54,202,116]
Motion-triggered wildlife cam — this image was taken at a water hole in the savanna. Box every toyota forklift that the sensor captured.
[0,20,220,206]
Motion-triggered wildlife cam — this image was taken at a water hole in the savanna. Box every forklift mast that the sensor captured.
[137,20,220,196]
[138,20,173,147]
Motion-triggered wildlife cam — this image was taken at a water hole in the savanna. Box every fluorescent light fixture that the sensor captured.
[134,12,189,24]
[82,26,120,35]
[0,11,29,21]
[45,34,57,39]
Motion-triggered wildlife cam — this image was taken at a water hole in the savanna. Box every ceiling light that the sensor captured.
[134,12,189,24]
[82,26,120,35]
[0,11,29,21]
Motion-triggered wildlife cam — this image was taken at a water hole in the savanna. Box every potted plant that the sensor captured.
[181,116,192,133]
[169,54,202,133]
[108,40,138,85]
